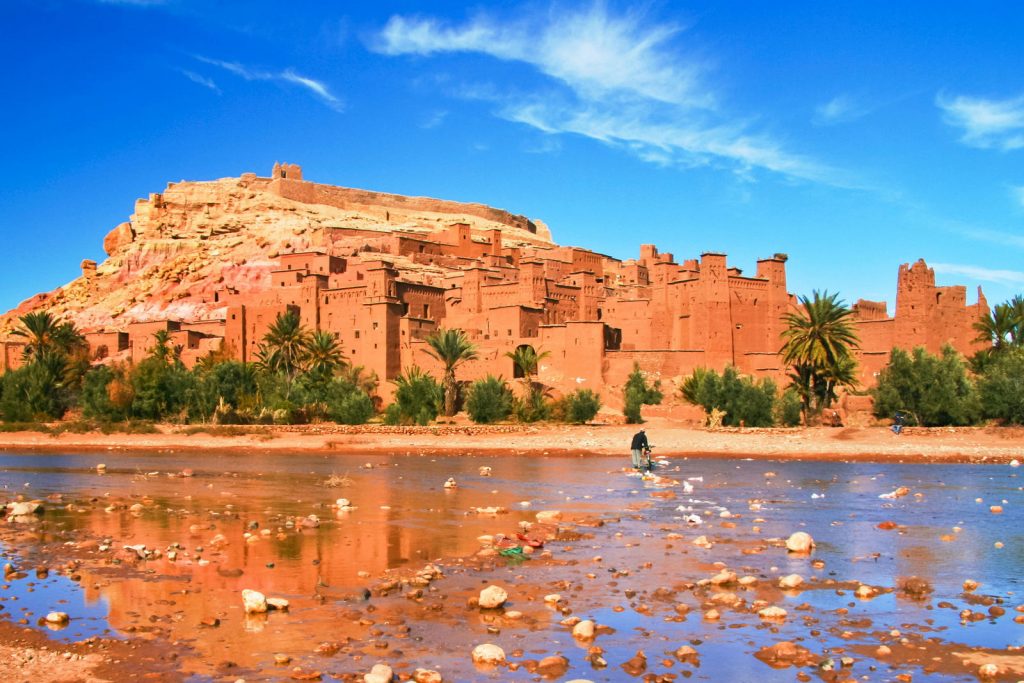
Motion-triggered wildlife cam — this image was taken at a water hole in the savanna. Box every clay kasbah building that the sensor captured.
[0,164,988,412]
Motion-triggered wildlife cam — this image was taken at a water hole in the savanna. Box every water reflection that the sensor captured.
[1,452,1021,681]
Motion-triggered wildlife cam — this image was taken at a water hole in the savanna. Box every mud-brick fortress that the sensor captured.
[0,164,988,408]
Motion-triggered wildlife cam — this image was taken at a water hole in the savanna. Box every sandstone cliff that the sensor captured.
[0,167,551,336]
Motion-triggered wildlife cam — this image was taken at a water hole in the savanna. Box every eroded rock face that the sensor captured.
[103,221,135,256]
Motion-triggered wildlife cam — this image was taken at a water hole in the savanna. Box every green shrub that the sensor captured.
[977,348,1024,424]
[325,381,375,425]
[872,346,981,426]
[679,366,777,427]
[0,356,69,421]
[383,367,443,426]
[189,360,259,421]
[777,388,803,427]
[80,365,131,421]
[130,357,195,421]
[622,363,663,424]
[514,386,551,423]
[556,389,602,424]
[466,375,514,424]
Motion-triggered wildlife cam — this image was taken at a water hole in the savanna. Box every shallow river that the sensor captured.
[1,450,1021,682]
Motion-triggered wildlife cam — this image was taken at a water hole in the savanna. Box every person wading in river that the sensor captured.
[630,429,650,470]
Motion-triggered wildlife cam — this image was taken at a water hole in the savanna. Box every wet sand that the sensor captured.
[1,418,1023,463]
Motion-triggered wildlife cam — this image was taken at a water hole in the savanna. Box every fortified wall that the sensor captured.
[0,164,989,408]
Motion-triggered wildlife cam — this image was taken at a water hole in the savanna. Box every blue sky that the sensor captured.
[2,1,1023,315]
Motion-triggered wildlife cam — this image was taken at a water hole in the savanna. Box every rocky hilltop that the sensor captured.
[0,163,551,336]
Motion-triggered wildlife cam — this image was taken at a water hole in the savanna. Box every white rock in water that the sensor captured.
[478,585,508,609]
[779,574,804,589]
[335,498,351,507]
[536,510,562,524]
[1010,459,1020,468]
[45,611,69,624]
[266,597,289,611]
[979,662,999,678]
[364,663,394,683]
[443,477,457,488]
[785,531,814,553]
[7,501,42,517]
[412,669,443,683]
[478,466,492,477]
[572,619,596,639]
[242,589,268,614]
[471,643,506,665]
[758,606,788,620]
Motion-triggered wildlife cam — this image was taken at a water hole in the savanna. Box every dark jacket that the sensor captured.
[630,431,649,450]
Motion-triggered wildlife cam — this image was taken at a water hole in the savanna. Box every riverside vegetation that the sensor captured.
[2,292,1023,430]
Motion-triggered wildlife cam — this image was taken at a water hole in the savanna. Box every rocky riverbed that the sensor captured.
[1,450,1022,682]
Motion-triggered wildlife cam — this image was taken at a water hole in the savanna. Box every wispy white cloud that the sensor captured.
[419,110,448,129]
[814,94,870,125]
[1011,185,1024,209]
[937,92,1024,151]
[195,56,343,111]
[179,69,220,94]
[372,5,847,186]
[932,263,1024,287]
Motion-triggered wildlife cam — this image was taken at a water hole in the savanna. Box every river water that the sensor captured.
[1,450,1021,681]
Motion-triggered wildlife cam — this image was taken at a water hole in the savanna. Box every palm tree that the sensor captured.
[150,329,178,363]
[780,291,860,421]
[256,310,311,380]
[12,311,84,361]
[973,303,1019,351]
[338,364,379,395]
[422,328,478,416]
[305,330,346,377]
[1009,296,1024,346]
[505,345,549,385]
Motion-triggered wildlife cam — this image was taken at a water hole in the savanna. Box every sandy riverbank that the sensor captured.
[1,417,1021,463]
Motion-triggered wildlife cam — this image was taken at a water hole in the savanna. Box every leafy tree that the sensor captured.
[556,389,602,424]
[189,360,259,421]
[383,367,443,426]
[781,290,860,422]
[318,377,375,425]
[506,345,549,383]
[679,366,777,427]
[977,347,1024,424]
[466,375,514,424]
[422,328,478,416]
[871,346,980,426]
[80,365,132,421]
[622,363,663,424]
[129,355,193,420]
